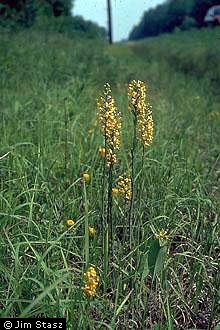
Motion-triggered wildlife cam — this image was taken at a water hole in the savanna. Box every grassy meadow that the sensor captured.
[0,27,219,329]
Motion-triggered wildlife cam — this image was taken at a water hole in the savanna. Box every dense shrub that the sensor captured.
[180,16,197,30]
[0,0,106,39]
[33,15,107,39]
[0,0,73,28]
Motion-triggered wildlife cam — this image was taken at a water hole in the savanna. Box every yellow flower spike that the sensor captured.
[99,146,106,157]
[66,219,75,227]
[82,173,90,182]
[83,266,99,297]
[128,80,154,146]
[88,226,96,237]
[97,83,121,167]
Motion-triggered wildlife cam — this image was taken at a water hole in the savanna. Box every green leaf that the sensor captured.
[148,239,167,279]
[138,252,149,283]
[148,239,160,274]
[154,245,167,274]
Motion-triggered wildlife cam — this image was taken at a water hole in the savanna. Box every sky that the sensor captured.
[74,0,165,41]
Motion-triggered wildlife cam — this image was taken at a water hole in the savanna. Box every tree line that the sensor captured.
[0,0,106,38]
[0,0,72,25]
[129,0,220,40]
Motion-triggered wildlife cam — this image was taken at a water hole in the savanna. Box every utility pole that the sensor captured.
[107,0,113,44]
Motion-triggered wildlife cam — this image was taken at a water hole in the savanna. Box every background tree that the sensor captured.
[0,0,73,27]
[129,0,220,40]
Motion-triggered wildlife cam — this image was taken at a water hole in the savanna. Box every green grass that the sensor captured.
[128,27,220,94]
[0,28,219,329]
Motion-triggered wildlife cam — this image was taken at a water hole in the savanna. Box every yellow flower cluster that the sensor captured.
[112,187,119,196]
[82,173,90,182]
[66,219,75,226]
[97,83,121,166]
[208,111,220,119]
[155,229,169,242]
[115,175,132,201]
[83,266,99,297]
[99,146,106,157]
[88,226,96,237]
[128,80,154,146]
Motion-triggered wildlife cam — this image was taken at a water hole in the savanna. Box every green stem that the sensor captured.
[64,98,68,180]
[128,115,137,253]
[107,163,113,259]
[101,134,107,235]
[138,144,145,245]
[141,144,145,170]
[101,135,108,290]
[83,181,89,268]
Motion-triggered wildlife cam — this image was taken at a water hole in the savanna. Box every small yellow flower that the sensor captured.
[99,147,106,157]
[82,173,90,182]
[89,226,96,237]
[155,229,169,242]
[66,219,75,226]
[112,187,119,195]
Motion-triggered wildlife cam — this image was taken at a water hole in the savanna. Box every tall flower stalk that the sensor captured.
[127,80,154,275]
[97,83,121,282]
